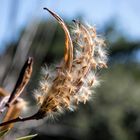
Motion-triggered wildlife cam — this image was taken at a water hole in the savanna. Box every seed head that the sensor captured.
[35,8,108,119]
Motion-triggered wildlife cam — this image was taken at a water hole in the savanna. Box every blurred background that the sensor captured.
[0,0,140,140]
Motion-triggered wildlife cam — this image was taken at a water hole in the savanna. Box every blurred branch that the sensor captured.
[1,19,39,89]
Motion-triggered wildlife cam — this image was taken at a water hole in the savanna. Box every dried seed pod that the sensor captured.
[34,9,108,118]
[44,8,73,72]
[6,57,33,107]
[0,8,108,127]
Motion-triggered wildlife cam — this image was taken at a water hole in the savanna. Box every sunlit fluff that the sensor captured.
[34,11,108,119]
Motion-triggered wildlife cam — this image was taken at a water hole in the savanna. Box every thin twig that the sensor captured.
[0,111,44,127]
[0,116,34,127]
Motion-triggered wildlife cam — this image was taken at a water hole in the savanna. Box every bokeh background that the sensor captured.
[0,0,140,140]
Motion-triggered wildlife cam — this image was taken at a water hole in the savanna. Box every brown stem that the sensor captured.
[0,114,38,127]
[0,111,44,127]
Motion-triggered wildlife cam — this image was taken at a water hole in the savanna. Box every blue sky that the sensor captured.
[0,0,140,52]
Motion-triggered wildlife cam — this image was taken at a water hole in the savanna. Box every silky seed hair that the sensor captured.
[34,8,108,119]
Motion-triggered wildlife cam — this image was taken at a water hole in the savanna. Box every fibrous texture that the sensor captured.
[35,8,108,119]
[0,8,108,128]
[35,9,107,117]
